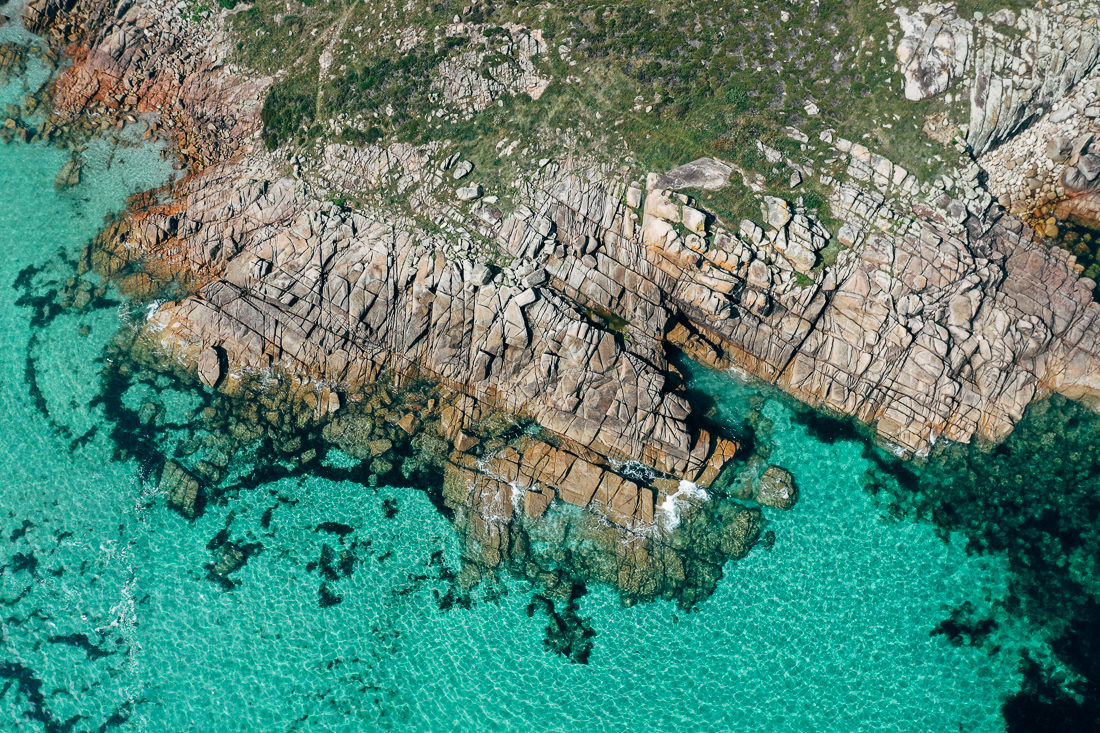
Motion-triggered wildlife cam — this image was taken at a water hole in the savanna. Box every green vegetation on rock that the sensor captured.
[231,0,960,196]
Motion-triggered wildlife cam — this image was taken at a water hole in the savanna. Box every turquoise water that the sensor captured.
[0,30,1042,733]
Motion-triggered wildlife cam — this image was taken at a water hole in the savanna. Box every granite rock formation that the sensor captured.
[22,0,1100,574]
[896,2,1100,154]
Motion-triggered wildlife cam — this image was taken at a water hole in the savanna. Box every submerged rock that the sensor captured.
[754,466,798,510]
[54,153,82,190]
[212,543,246,576]
[206,539,262,590]
[527,588,596,664]
[39,0,1100,621]
[160,460,201,519]
[320,413,378,459]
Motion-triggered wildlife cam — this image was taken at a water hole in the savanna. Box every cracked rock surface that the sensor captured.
[25,0,1100,553]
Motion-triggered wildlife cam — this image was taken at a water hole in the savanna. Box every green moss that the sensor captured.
[954,0,1035,19]
[817,238,848,269]
[687,182,759,228]
[793,272,814,288]
[800,188,834,229]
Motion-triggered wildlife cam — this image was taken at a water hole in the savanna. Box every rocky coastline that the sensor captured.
[12,0,1100,602]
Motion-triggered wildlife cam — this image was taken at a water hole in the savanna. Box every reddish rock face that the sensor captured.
[449,435,662,533]
[28,0,270,170]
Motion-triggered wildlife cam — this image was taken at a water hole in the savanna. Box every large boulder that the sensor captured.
[762,196,792,229]
[1078,154,1100,183]
[895,5,971,101]
[54,153,82,190]
[648,157,734,191]
[197,346,222,388]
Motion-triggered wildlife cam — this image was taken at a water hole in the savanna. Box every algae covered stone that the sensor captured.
[160,460,202,518]
[754,465,799,510]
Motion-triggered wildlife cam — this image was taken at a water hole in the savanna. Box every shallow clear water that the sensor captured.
[0,35,1038,732]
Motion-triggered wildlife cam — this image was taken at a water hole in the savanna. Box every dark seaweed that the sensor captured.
[526,582,596,664]
[868,396,1100,728]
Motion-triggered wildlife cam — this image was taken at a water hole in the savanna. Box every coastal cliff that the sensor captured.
[16,0,1100,597]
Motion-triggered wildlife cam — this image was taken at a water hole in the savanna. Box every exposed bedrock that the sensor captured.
[24,0,268,168]
[102,161,739,534]
[26,0,1100,563]
[107,135,1100,479]
[645,152,1100,455]
[29,0,742,545]
[895,1,1100,154]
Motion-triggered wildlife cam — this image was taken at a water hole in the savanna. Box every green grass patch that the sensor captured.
[231,0,962,203]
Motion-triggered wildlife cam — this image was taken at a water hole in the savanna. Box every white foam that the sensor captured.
[508,479,525,510]
[144,298,165,321]
[723,364,755,383]
[470,450,531,520]
[657,479,709,531]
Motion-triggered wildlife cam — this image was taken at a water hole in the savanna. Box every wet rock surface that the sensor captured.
[53,151,81,190]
